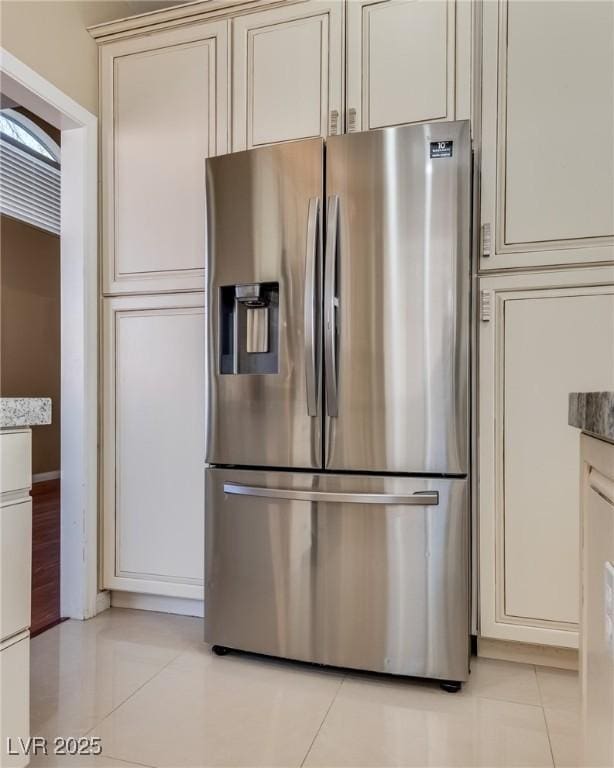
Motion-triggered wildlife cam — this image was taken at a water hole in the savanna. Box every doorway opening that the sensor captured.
[1,47,100,622]
[0,103,62,635]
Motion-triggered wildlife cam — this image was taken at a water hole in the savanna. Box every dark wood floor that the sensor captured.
[31,479,61,636]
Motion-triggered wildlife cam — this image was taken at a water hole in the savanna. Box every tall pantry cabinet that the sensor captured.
[100,18,229,603]
[95,0,474,610]
[478,0,614,650]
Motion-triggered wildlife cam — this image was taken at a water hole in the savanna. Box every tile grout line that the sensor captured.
[541,705,557,768]
[299,674,346,768]
[533,665,557,767]
[100,755,155,768]
[535,664,545,706]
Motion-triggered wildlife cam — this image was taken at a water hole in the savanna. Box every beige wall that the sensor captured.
[0,1,132,115]
[1,215,61,474]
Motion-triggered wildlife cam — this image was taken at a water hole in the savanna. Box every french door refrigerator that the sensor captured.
[205,121,471,686]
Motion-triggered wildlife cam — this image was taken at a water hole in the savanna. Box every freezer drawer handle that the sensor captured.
[304,197,320,417]
[223,483,439,505]
[324,195,339,417]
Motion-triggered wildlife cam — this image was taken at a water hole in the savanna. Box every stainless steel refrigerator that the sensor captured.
[204,121,471,688]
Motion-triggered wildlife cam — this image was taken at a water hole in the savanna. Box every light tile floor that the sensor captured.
[29,609,581,768]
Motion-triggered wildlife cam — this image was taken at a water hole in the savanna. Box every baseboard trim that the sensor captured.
[32,470,61,483]
[110,591,204,618]
[95,590,111,615]
[477,637,578,670]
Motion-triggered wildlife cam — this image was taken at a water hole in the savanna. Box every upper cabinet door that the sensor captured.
[101,20,229,294]
[346,0,467,133]
[480,0,614,271]
[232,1,344,151]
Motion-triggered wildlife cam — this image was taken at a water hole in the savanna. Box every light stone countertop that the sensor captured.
[568,391,614,444]
[0,398,52,428]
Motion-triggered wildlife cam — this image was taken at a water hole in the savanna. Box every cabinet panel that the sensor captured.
[580,435,614,768]
[0,637,29,768]
[505,2,614,245]
[347,0,457,131]
[0,431,31,494]
[101,21,229,294]
[478,267,614,647]
[504,294,614,624]
[0,500,32,642]
[103,294,205,598]
[480,0,614,269]
[232,1,343,150]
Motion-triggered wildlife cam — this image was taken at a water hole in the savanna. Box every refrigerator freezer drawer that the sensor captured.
[205,468,469,682]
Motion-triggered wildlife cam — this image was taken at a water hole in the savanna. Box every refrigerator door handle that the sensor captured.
[304,197,320,417]
[223,482,439,506]
[324,194,339,417]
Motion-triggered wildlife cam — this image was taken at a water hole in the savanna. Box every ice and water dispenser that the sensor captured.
[219,283,279,374]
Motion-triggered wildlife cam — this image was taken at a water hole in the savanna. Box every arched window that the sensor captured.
[0,109,61,234]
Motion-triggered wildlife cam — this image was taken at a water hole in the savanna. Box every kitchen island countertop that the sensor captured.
[0,397,52,428]
[568,391,614,443]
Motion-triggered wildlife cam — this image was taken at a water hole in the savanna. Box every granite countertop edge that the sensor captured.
[0,398,52,428]
[569,391,614,443]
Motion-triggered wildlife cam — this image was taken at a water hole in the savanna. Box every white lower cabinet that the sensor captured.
[0,499,32,642]
[580,434,614,767]
[0,428,31,767]
[478,267,614,648]
[0,432,31,494]
[0,635,30,768]
[103,293,205,599]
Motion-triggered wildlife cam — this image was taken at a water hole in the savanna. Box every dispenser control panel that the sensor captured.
[219,282,279,375]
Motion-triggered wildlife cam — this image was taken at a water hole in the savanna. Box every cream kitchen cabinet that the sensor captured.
[0,634,29,768]
[0,426,34,768]
[0,498,32,642]
[101,19,229,294]
[478,267,614,648]
[580,431,614,768]
[480,0,614,271]
[346,0,472,132]
[231,0,344,150]
[97,0,475,280]
[92,0,475,612]
[102,294,205,599]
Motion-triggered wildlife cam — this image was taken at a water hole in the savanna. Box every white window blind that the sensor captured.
[0,136,61,236]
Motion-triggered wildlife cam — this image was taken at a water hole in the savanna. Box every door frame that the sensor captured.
[0,48,102,620]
